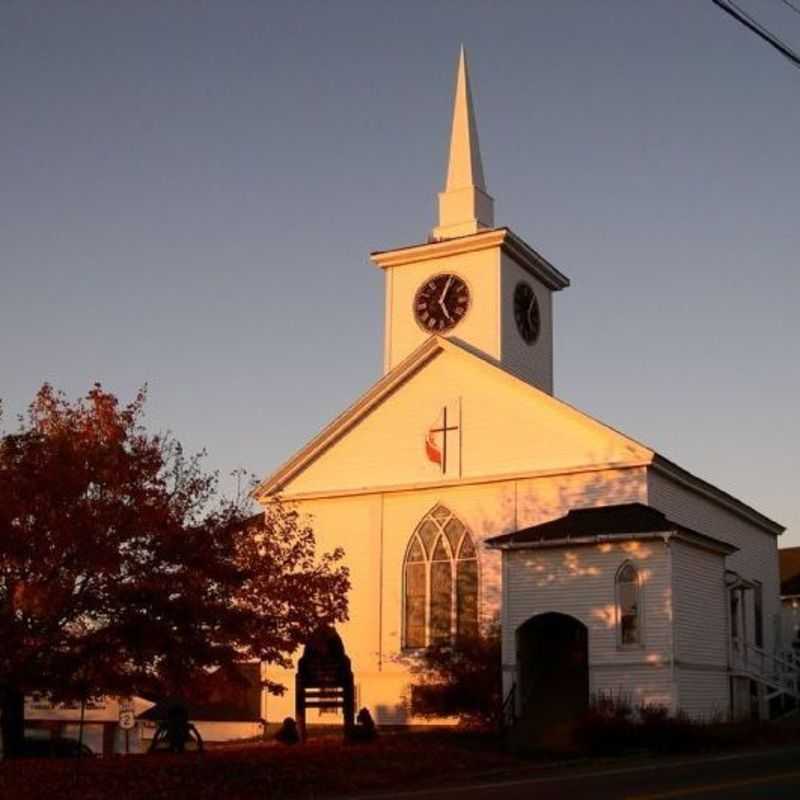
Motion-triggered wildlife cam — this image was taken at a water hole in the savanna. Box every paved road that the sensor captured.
[351,746,800,800]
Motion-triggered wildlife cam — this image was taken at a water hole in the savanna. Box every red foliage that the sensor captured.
[0,384,349,751]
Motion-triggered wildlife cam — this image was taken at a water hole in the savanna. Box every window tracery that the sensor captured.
[403,505,478,648]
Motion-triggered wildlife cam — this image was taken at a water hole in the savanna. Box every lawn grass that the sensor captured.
[0,729,519,800]
[2,719,799,800]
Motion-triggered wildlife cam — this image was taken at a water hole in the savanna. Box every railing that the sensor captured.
[500,683,517,733]
[730,641,800,699]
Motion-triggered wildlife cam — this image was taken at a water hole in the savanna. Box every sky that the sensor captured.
[2,1,799,546]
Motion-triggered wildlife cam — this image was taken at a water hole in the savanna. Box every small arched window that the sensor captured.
[403,505,478,648]
[616,562,641,646]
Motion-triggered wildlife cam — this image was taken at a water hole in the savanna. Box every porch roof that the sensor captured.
[485,502,737,555]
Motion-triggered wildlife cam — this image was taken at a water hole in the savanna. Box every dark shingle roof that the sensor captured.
[486,503,735,553]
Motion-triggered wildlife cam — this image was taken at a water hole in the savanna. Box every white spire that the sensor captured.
[432,46,495,241]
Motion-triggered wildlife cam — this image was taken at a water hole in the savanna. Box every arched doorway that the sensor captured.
[516,612,589,741]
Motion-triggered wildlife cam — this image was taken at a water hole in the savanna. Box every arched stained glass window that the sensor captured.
[403,505,478,648]
[404,537,426,649]
[616,562,641,646]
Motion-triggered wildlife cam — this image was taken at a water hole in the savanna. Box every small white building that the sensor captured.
[488,504,799,729]
[23,695,154,755]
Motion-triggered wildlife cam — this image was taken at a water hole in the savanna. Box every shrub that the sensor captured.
[638,705,701,754]
[574,698,800,757]
[574,691,636,755]
[407,625,502,729]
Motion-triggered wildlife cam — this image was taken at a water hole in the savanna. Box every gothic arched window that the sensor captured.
[616,562,641,646]
[403,505,478,649]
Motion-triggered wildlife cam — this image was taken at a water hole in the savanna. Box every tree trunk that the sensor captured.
[1,684,25,759]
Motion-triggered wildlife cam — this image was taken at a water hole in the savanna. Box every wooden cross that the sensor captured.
[430,406,459,474]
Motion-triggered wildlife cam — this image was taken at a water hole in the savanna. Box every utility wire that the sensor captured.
[712,0,800,67]
[777,0,800,19]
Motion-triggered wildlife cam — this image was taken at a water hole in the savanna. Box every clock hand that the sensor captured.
[438,276,453,304]
[527,296,536,326]
[438,277,454,320]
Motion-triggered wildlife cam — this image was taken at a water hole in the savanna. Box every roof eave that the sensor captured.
[650,455,785,536]
[488,528,737,557]
[252,337,445,499]
[487,531,674,551]
[370,227,570,291]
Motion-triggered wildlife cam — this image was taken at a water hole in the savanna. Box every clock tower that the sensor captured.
[371,48,569,394]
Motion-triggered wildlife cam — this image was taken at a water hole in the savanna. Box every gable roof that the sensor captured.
[253,335,783,536]
[780,546,800,596]
[485,502,737,555]
[253,335,651,499]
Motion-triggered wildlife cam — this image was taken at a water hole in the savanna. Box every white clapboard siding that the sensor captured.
[669,539,730,718]
[675,669,730,721]
[591,665,674,710]
[503,541,675,709]
[671,540,728,669]
[648,472,781,655]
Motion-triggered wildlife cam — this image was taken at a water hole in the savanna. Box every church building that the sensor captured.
[255,49,796,728]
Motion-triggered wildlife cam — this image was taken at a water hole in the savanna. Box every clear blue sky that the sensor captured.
[2,1,798,545]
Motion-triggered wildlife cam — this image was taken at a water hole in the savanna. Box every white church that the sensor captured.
[255,50,798,730]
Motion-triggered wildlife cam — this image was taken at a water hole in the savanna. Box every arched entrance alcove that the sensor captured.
[515,612,589,737]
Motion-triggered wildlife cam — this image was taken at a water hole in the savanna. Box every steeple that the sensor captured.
[431,47,495,241]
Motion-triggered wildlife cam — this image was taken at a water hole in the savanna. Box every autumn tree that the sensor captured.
[0,384,349,757]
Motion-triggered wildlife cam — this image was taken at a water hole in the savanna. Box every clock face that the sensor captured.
[514,282,540,344]
[413,273,470,333]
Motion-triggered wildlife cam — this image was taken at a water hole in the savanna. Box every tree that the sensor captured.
[0,384,349,757]
[407,625,502,729]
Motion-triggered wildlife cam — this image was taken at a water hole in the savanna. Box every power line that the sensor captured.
[712,0,800,68]
[777,0,800,19]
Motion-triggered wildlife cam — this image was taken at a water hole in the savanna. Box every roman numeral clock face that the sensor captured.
[414,273,470,333]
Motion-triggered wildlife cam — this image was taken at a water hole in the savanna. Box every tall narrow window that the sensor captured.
[616,562,640,646]
[730,589,740,645]
[403,505,478,648]
[456,535,478,640]
[404,539,426,649]
[430,538,452,644]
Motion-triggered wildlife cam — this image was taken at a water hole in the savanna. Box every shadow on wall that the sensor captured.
[477,457,650,539]
[472,458,650,602]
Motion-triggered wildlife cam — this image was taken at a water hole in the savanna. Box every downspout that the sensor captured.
[665,533,677,713]
[378,493,384,671]
[501,550,516,716]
